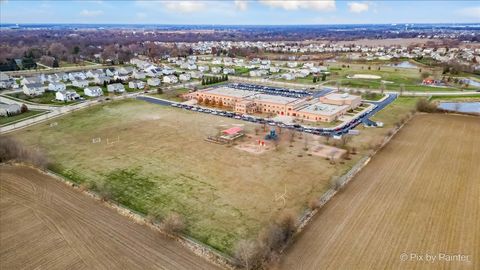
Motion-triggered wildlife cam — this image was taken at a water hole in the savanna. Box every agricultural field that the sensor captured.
[11,99,362,254]
[0,165,219,270]
[280,114,480,270]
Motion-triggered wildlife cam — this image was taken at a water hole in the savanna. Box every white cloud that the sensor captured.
[163,1,206,13]
[259,0,335,11]
[457,6,480,19]
[79,9,104,17]
[235,0,248,11]
[347,2,369,13]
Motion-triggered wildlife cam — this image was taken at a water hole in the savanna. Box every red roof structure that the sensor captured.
[222,127,243,135]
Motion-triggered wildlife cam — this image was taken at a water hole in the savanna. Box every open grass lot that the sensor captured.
[6,92,75,106]
[280,114,480,270]
[0,165,219,270]
[0,110,45,126]
[323,61,475,92]
[12,99,360,254]
[149,88,190,101]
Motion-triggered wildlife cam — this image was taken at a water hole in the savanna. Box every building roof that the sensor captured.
[298,102,348,116]
[222,127,243,135]
[204,87,253,98]
[323,93,359,101]
[251,93,298,105]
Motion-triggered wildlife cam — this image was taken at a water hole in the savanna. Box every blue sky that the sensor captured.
[1,0,479,25]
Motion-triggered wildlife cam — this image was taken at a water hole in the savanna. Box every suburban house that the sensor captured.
[84,86,103,97]
[223,68,235,75]
[198,65,209,72]
[250,70,268,77]
[163,75,178,84]
[281,73,296,80]
[147,78,161,86]
[145,66,162,77]
[179,73,191,82]
[128,80,146,89]
[189,71,203,79]
[117,66,135,76]
[269,66,280,73]
[162,67,175,75]
[48,82,66,92]
[86,69,104,79]
[0,73,15,89]
[107,83,125,93]
[94,75,112,85]
[21,76,42,86]
[68,72,87,81]
[211,67,221,74]
[23,83,45,96]
[105,68,117,77]
[133,70,147,80]
[0,103,21,117]
[287,62,298,68]
[72,80,89,88]
[56,72,69,81]
[56,90,80,102]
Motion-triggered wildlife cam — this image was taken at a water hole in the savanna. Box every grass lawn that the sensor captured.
[323,60,473,92]
[362,92,385,101]
[0,110,45,126]
[429,94,480,102]
[148,88,190,102]
[6,92,76,106]
[234,67,250,75]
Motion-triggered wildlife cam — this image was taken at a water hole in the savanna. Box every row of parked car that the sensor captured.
[171,102,381,137]
[227,83,311,98]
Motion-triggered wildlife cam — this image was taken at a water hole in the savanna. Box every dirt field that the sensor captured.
[11,99,360,253]
[280,114,480,270]
[0,165,220,270]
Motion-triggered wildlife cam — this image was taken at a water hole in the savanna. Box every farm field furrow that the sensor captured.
[280,114,480,270]
[0,165,220,270]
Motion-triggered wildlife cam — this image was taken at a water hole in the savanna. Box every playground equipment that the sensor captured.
[264,128,278,140]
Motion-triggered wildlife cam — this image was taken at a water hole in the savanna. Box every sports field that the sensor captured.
[280,114,480,270]
[11,99,359,254]
[0,165,219,270]
[324,61,478,92]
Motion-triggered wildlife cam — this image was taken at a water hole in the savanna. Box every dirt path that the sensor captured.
[280,114,480,270]
[0,165,221,270]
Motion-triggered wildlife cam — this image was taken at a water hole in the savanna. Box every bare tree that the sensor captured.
[289,130,296,146]
[303,134,310,151]
[329,150,337,164]
[233,239,262,270]
[161,212,185,235]
[399,83,405,96]
[340,134,352,148]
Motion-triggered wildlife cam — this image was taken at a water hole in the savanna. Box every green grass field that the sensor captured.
[6,92,75,105]
[322,61,474,92]
[0,110,45,126]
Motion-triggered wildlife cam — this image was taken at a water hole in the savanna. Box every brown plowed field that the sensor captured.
[0,165,220,270]
[280,114,480,270]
